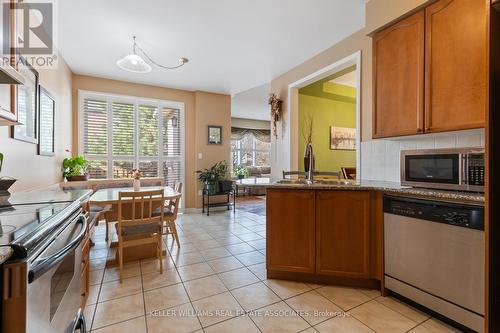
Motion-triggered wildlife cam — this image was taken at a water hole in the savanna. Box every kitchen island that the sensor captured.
[266,180,484,292]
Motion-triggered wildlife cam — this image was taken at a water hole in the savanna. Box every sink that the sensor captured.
[276,179,310,185]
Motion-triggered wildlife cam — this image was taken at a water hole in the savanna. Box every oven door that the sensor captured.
[27,214,87,333]
[401,151,462,190]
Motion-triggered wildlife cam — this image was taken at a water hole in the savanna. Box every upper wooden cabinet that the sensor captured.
[316,191,371,278]
[424,0,488,132]
[373,11,425,138]
[266,189,316,274]
[373,0,488,138]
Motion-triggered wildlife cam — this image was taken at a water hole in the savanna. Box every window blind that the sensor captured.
[112,102,134,156]
[139,105,159,157]
[83,99,108,155]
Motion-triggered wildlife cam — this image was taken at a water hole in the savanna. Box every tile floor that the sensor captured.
[86,204,463,333]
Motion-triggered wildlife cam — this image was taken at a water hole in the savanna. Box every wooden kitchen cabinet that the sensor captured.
[80,234,90,308]
[373,10,425,138]
[373,0,488,138]
[316,191,371,278]
[266,189,315,274]
[424,0,487,132]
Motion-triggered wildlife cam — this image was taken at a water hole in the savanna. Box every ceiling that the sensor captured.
[330,70,357,87]
[57,0,365,95]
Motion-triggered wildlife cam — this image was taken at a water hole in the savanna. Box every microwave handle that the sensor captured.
[462,154,469,185]
[28,214,87,283]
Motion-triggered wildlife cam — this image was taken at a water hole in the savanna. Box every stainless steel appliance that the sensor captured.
[401,147,485,192]
[0,190,90,333]
[384,195,484,332]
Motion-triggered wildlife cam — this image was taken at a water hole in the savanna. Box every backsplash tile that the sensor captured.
[360,129,484,182]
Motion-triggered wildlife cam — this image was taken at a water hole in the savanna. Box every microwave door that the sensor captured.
[404,154,460,184]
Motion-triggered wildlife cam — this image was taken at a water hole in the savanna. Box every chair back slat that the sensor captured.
[117,189,165,235]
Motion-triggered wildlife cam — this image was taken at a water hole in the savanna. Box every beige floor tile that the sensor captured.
[177,262,215,281]
[409,325,433,333]
[250,301,310,333]
[184,275,228,301]
[247,263,267,280]
[231,282,280,311]
[140,257,176,274]
[90,248,109,260]
[171,251,205,267]
[89,258,107,271]
[166,242,197,255]
[264,279,312,299]
[247,239,266,250]
[207,256,244,273]
[420,318,463,332]
[192,291,243,327]
[219,267,260,290]
[286,290,341,325]
[316,286,371,310]
[144,283,190,313]
[92,293,145,329]
[225,242,256,255]
[237,232,263,242]
[87,284,100,305]
[204,315,260,333]
[98,276,142,302]
[84,304,95,328]
[200,246,232,261]
[147,303,201,333]
[350,300,417,333]
[358,288,381,300]
[235,250,266,266]
[194,239,221,250]
[216,236,244,246]
[103,261,141,282]
[301,328,319,333]
[90,269,104,286]
[92,316,147,333]
[142,268,182,291]
[376,296,430,324]
[315,315,374,333]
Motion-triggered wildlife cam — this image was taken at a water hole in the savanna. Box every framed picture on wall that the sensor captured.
[330,126,356,150]
[38,87,55,156]
[11,57,39,144]
[208,125,222,145]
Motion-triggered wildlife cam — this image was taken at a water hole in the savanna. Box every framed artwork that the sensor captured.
[330,126,356,150]
[208,125,222,145]
[11,58,39,144]
[38,87,55,156]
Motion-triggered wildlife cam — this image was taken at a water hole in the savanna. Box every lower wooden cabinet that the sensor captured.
[266,189,315,273]
[81,235,90,308]
[316,191,371,278]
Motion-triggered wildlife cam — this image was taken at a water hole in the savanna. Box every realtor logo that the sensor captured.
[2,1,57,69]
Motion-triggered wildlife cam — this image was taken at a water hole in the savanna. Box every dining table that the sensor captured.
[88,186,180,267]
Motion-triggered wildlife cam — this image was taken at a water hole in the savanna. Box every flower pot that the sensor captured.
[205,182,217,195]
[66,173,89,182]
[133,179,141,191]
[0,178,16,193]
[237,174,245,180]
[218,180,233,193]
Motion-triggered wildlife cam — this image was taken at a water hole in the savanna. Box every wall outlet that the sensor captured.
[198,189,203,196]
[198,153,203,159]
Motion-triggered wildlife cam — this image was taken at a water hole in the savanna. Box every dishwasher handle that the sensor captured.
[28,214,87,283]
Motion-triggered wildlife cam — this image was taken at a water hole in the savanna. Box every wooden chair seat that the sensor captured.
[115,222,161,236]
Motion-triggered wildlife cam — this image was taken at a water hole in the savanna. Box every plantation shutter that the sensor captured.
[162,107,182,186]
[83,99,108,179]
[112,102,134,156]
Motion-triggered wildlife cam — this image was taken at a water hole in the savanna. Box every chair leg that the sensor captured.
[170,221,181,248]
[105,220,109,242]
[118,245,123,283]
[158,234,163,274]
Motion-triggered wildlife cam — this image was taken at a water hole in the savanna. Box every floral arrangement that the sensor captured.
[131,169,142,180]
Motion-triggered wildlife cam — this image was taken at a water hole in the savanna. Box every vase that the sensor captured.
[133,179,141,191]
[304,143,315,172]
[238,174,244,180]
[205,182,216,195]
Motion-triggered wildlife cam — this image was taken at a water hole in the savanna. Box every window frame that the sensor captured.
[78,90,185,195]
[231,133,270,168]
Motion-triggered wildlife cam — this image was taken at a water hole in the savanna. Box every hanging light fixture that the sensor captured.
[116,36,188,74]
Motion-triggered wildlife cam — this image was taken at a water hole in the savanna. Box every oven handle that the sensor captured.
[28,214,87,283]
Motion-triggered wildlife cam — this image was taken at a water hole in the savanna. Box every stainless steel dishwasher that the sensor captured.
[384,195,484,332]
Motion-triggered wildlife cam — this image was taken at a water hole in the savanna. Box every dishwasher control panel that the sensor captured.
[383,195,484,230]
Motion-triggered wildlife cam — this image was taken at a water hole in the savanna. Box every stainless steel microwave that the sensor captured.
[401,148,485,192]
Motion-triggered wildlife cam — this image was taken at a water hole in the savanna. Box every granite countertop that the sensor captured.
[0,246,13,265]
[267,179,485,205]
[0,187,92,207]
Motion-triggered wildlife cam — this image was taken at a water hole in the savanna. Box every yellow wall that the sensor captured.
[71,75,231,208]
[0,51,73,192]
[298,93,356,174]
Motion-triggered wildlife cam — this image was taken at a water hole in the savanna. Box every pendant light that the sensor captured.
[117,36,188,73]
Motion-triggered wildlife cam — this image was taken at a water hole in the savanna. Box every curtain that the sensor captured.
[231,127,271,143]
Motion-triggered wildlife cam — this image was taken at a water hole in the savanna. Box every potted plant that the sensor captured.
[234,165,249,179]
[196,166,218,195]
[196,160,233,194]
[62,153,89,181]
[215,160,233,192]
[0,153,16,192]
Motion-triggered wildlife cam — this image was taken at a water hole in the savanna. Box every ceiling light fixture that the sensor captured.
[116,36,189,74]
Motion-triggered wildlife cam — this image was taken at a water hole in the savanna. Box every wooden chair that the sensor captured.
[341,167,356,180]
[116,189,165,282]
[161,192,182,248]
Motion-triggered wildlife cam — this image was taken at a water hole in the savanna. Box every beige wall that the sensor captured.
[0,51,73,192]
[269,0,432,178]
[72,75,231,209]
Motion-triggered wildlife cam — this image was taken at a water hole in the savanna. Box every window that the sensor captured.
[80,92,184,187]
[231,132,270,170]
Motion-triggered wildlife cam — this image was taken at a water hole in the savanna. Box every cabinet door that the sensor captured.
[316,191,370,278]
[424,0,487,132]
[266,189,315,273]
[373,11,425,138]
